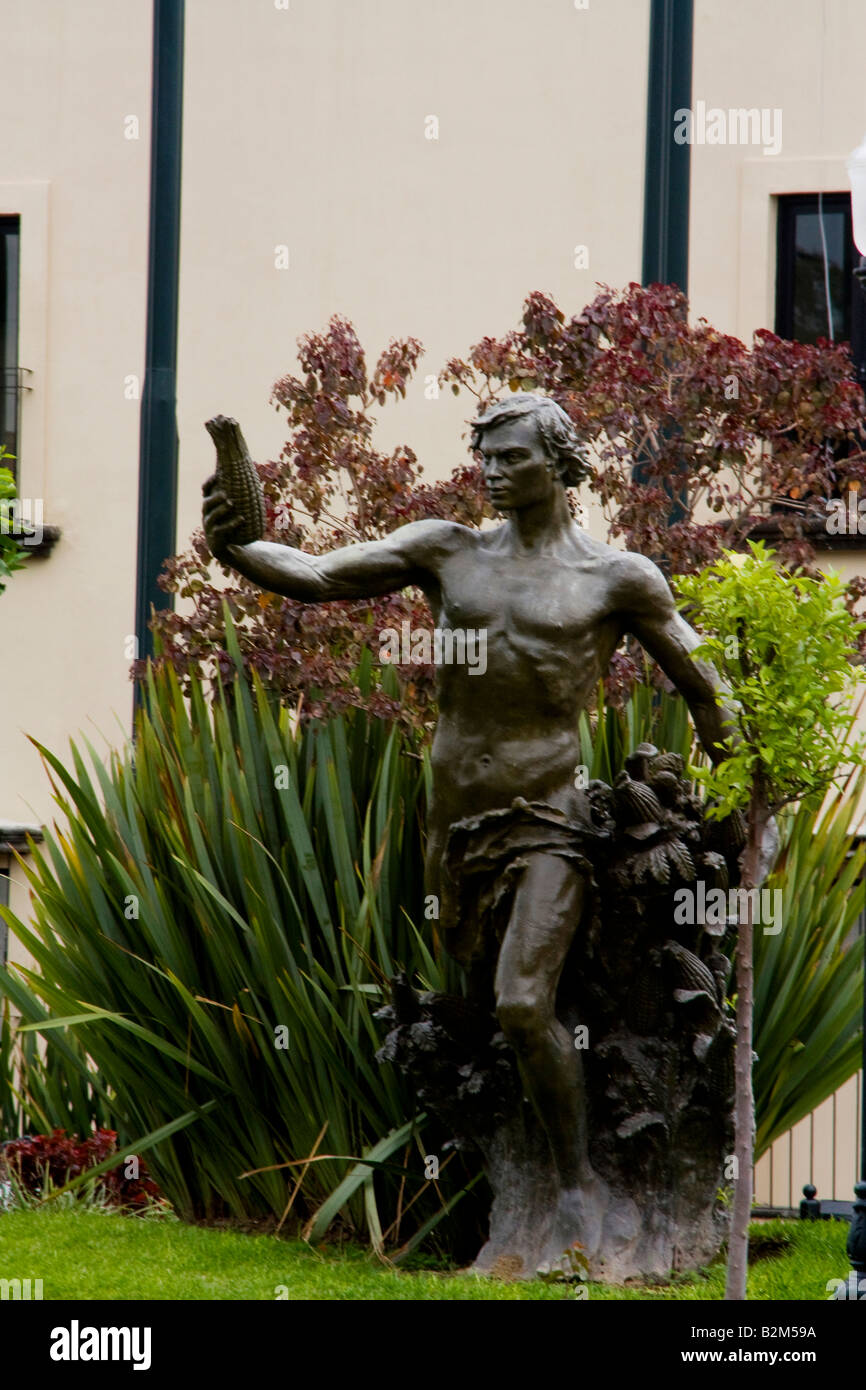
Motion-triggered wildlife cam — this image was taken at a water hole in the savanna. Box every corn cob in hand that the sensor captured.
[203,415,266,552]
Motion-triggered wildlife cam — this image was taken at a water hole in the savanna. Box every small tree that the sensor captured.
[0,450,27,595]
[677,542,866,1301]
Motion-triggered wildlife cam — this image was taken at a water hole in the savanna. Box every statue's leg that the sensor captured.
[493,852,590,1188]
[494,851,609,1266]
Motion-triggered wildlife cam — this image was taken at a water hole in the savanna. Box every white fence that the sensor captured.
[754,1070,863,1208]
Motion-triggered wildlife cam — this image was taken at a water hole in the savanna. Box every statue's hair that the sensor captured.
[469,393,592,488]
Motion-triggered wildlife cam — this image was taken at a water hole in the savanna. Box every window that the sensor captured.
[775,193,859,346]
[0,828,42,966]
[0,216,20,472]
[768,195,866,531]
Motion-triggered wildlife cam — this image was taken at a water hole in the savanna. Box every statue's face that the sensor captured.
[477,415,559,510]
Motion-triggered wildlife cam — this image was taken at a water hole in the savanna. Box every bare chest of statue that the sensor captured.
[431,538,622,718]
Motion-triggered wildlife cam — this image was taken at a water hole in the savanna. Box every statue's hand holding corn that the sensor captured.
[202,415,266,560]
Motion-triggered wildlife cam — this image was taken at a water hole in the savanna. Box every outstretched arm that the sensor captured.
[203,475,459,602]
[614,553,735,766]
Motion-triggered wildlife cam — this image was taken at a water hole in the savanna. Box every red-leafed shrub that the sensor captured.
[145,315,491,731]
[442,284,866,577]
[145,289,866,722]
[0,1129,164,1211]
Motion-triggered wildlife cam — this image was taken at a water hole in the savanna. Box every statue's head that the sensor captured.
[469,394,591,510]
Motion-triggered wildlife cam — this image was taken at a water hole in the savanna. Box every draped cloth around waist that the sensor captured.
[439,794,610,969]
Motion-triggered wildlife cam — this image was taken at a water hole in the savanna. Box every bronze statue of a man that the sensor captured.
[202,393,733,1268]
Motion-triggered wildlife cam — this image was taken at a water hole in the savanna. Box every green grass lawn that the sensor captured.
[0,1207,851,1300]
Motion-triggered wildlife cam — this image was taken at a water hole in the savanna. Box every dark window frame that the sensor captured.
[0,829,44,965]
[775,192,857,346]
[0,215,21,477]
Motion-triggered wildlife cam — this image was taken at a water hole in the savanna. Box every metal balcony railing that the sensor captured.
[0,366,32,468]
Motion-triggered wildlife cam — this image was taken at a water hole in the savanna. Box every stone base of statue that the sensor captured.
[376,745,739,1283]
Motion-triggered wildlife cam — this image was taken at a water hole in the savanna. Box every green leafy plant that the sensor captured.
[2,644,863,1261]
[754,773,866,1156]
[0,449,27,594]
[677,542,866,1302]
[0,624,479,1255]
[0,991,114,1139]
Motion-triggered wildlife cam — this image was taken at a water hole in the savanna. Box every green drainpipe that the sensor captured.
[134,0,185,708]
[641,0,693,292]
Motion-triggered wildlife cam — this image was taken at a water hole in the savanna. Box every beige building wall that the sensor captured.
[2,0,652,832]
[1,0,864,1194]
[5,0,866,827]
[1,0,152,828]
[174,0,650,561]
[690,0,866,342]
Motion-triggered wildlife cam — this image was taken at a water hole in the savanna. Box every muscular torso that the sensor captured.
[219,506,723,888]
[422,523,626,864]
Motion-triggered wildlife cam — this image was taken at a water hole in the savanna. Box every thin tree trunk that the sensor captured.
[724,785,769,1301]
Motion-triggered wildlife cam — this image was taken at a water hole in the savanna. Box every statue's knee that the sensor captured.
[496,995,544,1051]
